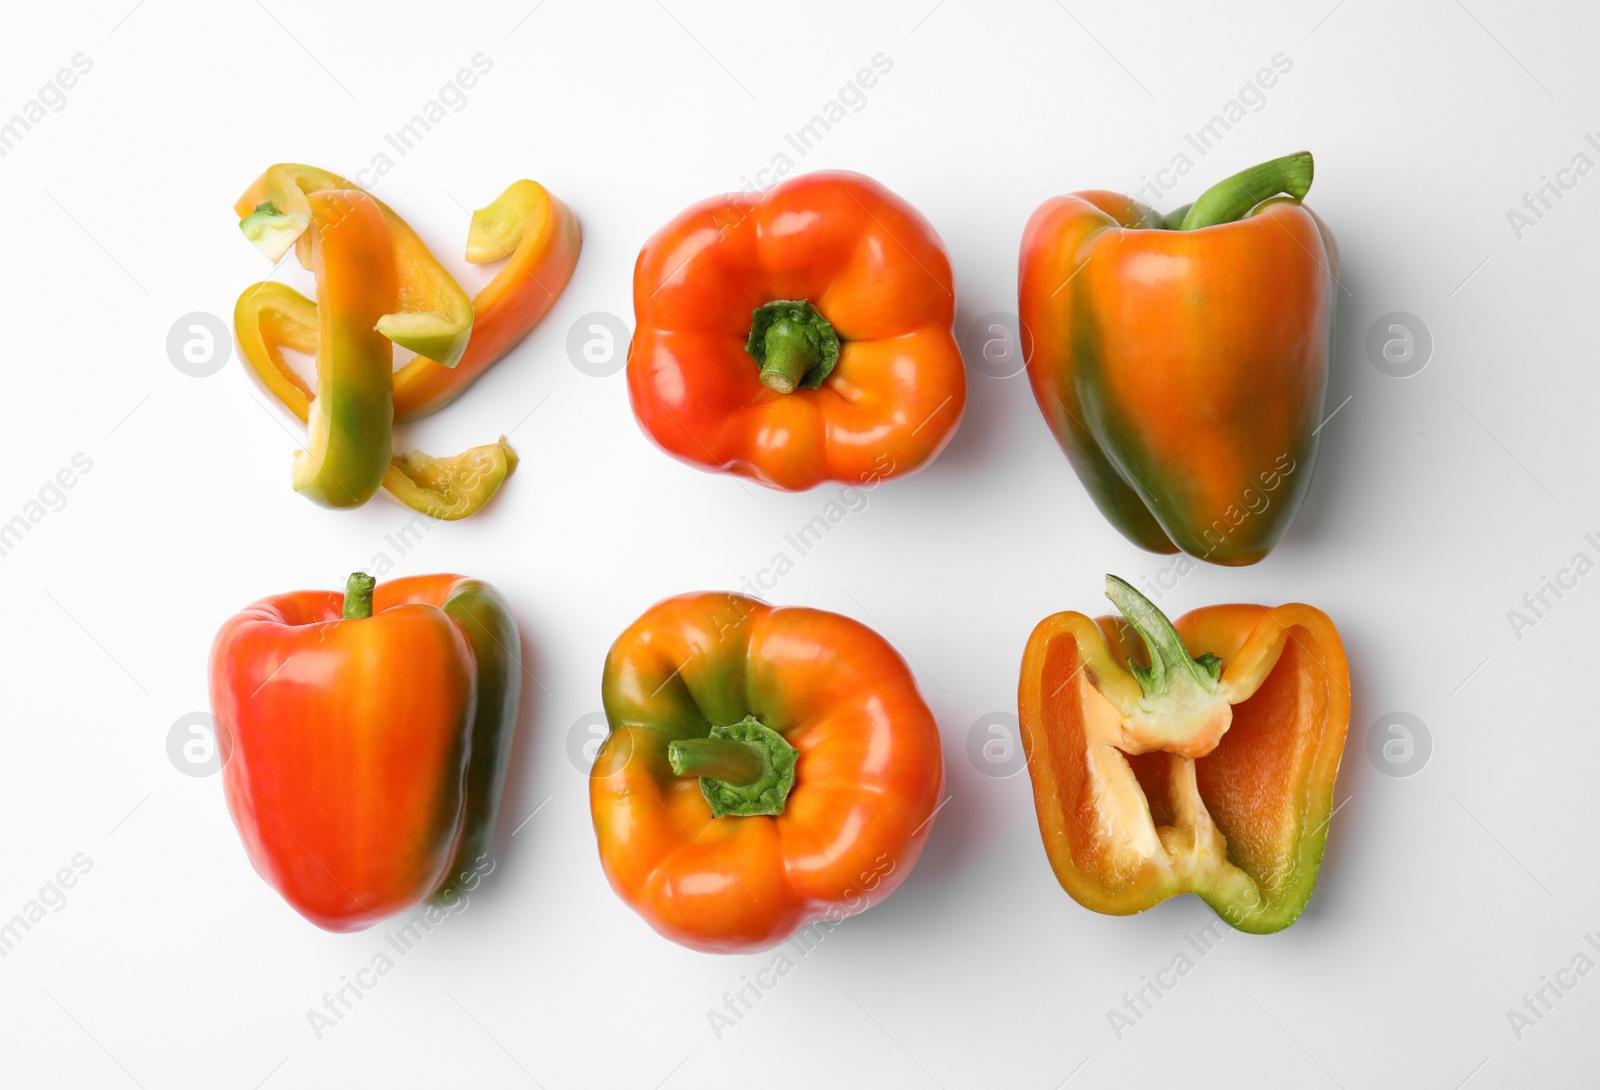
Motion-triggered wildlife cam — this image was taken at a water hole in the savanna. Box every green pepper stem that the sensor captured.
[759,320,816,393]
[1178,152,1314,231]
[1104,574,1221,698]
[668,717,800,818]
[669,736,765,785]
[746,300,840,393]
[343,571,376,619]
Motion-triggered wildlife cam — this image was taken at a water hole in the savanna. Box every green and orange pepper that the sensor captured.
[1019,152,1337,564]
[209,572,521,931]
[233,165,581,518]
[1018,576,1349,933]
[627,171,966,491]
[589,592,945,952]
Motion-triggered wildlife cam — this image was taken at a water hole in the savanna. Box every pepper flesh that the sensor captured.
[209,573,521,931]
[628,171,966,491]
[1018,152,1338,564]
[590,592,945,952]
[1017,578,1349,933]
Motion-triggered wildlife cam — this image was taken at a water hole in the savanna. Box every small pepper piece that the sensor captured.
[209,572,522,931]
[1018,152,1338,564]
[1017,576,1350,933]
[590,592,945,952]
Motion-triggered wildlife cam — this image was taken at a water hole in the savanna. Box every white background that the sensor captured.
[1,1,1597,1086]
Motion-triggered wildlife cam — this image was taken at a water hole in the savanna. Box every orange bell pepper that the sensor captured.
[1018,152,1337,564]
[627,171,966,491]
[1017,576,1349,933]
[589,592,945,952]
[209,572,521,932]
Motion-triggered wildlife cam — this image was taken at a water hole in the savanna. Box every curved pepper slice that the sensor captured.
[393,179,582,419]
[209,572,522,932]
[1018,152,1338,564]
[236,164,475,368]
[628,171,967,491]
[292,190,395,508]
[590,592,945,952]
[1017,576,1349,933]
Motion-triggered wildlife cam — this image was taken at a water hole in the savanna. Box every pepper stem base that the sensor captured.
[668,717,799,818]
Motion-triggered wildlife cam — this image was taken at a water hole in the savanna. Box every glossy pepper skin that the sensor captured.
[1019,153,1337,564]
[1018,576,1349,933]
[209,573,521,932]
[628,171,966,491]
[590,592,945,952]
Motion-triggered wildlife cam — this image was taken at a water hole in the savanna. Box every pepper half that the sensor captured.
[628,171,967,491]
[590,592,945,952]
[1017,576,1349,933]
[209,572,522,931]
[1018,152,1338,564]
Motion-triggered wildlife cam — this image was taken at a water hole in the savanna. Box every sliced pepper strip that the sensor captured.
[393,179,582,419]
[235,164,475,369]
[232,284,516,519]
[292,190,395,508]
[1017,577,1349,933]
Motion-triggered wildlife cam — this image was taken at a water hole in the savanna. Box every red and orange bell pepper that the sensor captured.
[233,165,581,518]
[209,572,521,931]
[628,171,966,491]
[589,592,945,952]
[1018,576,1349,932]
[1018,152,1337,564]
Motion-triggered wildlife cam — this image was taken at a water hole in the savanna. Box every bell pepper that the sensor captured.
[209,572,521,932]
[1018,152,1338,564]
[233,166,581,518]
[627,171,967,491]
[1017,576,1349,933]
[589,592,945,952]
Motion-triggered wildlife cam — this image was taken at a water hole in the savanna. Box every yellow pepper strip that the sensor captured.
[233,283,517,519]
[383,439,519,521]
[292,190,396,508]
[235,164,475,369]
[392,180,582,420]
